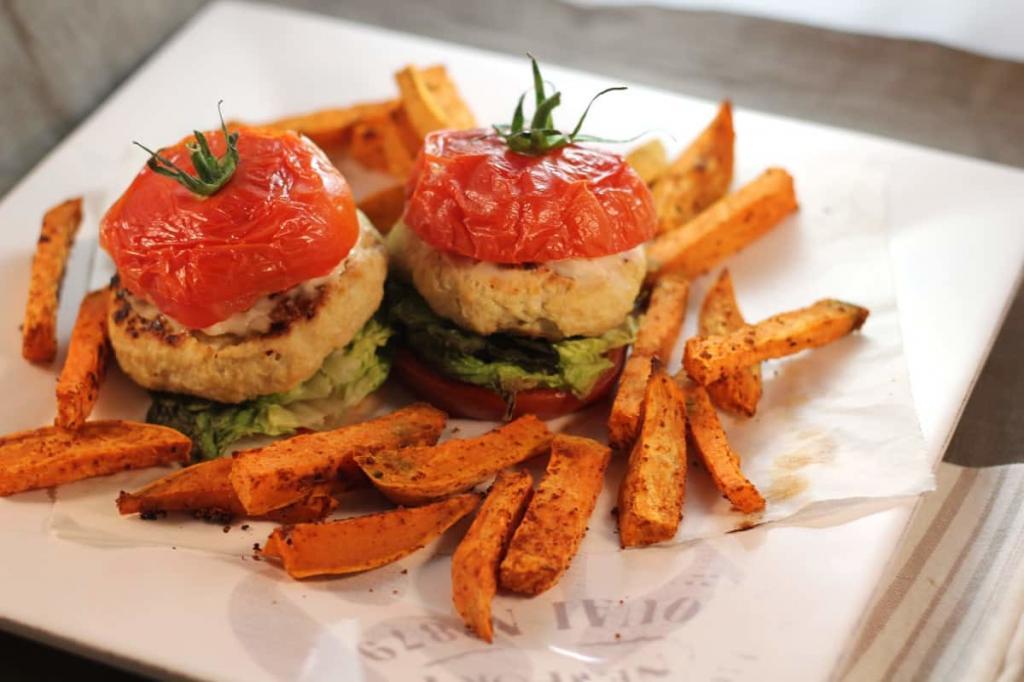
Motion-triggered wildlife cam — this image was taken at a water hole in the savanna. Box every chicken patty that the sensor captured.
[388,220,646,340]
[109,218,387,403]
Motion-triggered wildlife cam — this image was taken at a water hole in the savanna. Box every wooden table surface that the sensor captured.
[2,0,1022,678]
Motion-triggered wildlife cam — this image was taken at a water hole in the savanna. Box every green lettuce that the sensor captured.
[386,281,636,399]
[147,318,393,460]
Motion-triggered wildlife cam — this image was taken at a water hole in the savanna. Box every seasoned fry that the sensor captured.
[357,184,405,234]
[499,435,610,595]
[607,354,653,450]
[263,493,480,579]
[116,458,337,523]
[700,269,762,416]
[356,415,551,505]
[647,168,797,277]
[0,421,189,497]
[618,372,688,547]
[230,404,446,515]
[625,139,669,185]
[55,289,111,430]
[452,470,533,642]
[684,383,765,513]
[254,100,398,148]
[22,197,83,363]
[632,270,689,362]
[651,101,734,233]
[350,112,417,178]
[684,299,869,385]
[395,64,476,138]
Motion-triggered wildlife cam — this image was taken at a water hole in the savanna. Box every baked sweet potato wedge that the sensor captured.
[355,415,551,505]
[684,298,869,385]
[651,101,734,234]
[452,470,533,642]
[263,493,480,579]
[607,354,654,450]
[499,435,610,595]
[357,184,405,234]
[684,383,765,513]
[55,289,111,430]
[253,100,399,149]
[625,139,669,185]
[0,421,189,496]
[647,168,797,277]
[395,64,476,139]
[700,270,762,416]
[230,404,446,515]
[632,270,690,362]
[117,458,337,523]
[618,372,688,547]
[22,197,83,363]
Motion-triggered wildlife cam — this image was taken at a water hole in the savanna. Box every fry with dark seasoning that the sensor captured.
[618,371,688,547]
[631,270,690,362]
[22,197,83,363]
[684,298,869,385]
[499,435,611,595]
[651,100,734,233]
[452,470,533,642]
[699,269,762,416]
[55,289,112,430]
[0,421,190,497]
[262,494,480,579]
[607,354,654,450]
[647,167,797,277]
[229,404,446,515]
[117,457,339,524]
[355,415,552,505]
[684,383,765,513]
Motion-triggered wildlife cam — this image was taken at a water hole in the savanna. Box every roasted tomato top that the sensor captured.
[100,127,359,329]
[403,130,656,263]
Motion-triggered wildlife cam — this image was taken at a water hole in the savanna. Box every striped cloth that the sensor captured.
[839,462,1024,681]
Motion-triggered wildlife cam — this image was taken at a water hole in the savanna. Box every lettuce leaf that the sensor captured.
[386,281,636,398]
[147,318,392,460]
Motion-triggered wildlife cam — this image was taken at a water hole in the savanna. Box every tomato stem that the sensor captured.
[133,101,239,197]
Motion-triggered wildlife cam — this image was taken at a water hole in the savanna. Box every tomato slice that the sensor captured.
[101,128,359,329]
[403,130,656,264]
[392,347,626,421]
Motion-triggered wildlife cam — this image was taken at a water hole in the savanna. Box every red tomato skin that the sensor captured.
[101,128,359,329]
[392,347,626,421]
[403,130,656,264]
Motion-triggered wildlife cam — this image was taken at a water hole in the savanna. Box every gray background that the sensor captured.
[2,0,1022,678]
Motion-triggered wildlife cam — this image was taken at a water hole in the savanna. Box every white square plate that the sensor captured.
[1,2,1022,679]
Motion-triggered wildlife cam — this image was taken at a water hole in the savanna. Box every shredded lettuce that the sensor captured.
[147,318,392,460]
[386,281,636,399]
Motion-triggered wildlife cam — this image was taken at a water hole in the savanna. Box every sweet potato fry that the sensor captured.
[651,101,734,233]
[357,184,405,234]
[0,421,189,497]
[350,112,417,178]
[263,493,480,579]
[625,139,669,185]
[22,197,83,363]
[647,168,797,277]
[356,415,551,505]
[618,372,688,547]
[607,354,654,450]
[395,64,476,138]
[684,383,765,513]
[700,270,762,416]
[254,100,398,148]
[684,299,869,385]
[452,470,533,642]
[632,270,689,362]
[230,404,446,515]
[55,289,111,430]
[116,458,337,523]
[499,435,610,595]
